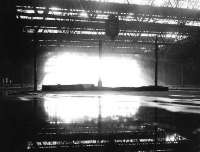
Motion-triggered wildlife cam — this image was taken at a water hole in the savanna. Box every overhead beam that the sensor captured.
[17,15,200,34]
[39,45,152,55]
[37,40,154,48]
[24,33,175,44]
[16,0,200,21]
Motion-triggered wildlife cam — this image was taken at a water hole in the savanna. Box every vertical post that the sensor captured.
[98,40,102,88]
[98,96,102,134]
[180,63,184,87]
[155,36,158,87]
[154,101,158,152]
[34,47,37,91]
[21,67,24,88]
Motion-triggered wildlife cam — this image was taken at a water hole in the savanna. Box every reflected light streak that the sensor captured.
[42,52,146,87]
[166,133,186,142]
[44,95,141,123]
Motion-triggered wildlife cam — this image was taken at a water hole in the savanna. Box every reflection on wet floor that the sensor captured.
[27,122,189,152]
[1,91,200,152]
[44,95,141,123]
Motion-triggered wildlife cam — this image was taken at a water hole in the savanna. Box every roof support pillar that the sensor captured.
[155,36,158,87]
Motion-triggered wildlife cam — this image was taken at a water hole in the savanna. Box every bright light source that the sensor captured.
[151,0,164,6]
[42,52,147,87]
[80,11,88,18]
[88,0,154,5]
[99,57,145,87]
[25,10,35,14]
[43,53,99,85]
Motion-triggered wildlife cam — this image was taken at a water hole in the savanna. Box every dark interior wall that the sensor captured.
[163,33,200,87]
[159,61,182,86]
[140,33,200,87]
[140,54,200,87]
[181,60,200,86]
[0,0,15,80]
[0,0,34,84]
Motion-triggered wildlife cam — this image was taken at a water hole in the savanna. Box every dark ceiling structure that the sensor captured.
[16,0,200,54]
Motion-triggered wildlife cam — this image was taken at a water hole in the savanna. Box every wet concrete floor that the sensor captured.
[0,90,200,152]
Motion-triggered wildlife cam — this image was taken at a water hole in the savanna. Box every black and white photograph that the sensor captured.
[0,0,200,151]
